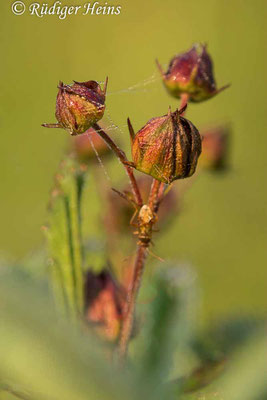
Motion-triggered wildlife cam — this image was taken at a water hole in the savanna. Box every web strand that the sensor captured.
[85,132,111,182]
[107,71,161,96]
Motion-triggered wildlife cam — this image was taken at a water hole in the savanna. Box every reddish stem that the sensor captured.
[118,179,163,361]
[92,123,143,207]
[118,244,147,359]
[118,96,189,362]
[180,93,189,115]
[148,179,162,211]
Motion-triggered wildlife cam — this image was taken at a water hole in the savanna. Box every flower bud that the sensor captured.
[43,78,108,135]
[128,107,202,184]
[157,44,229,102]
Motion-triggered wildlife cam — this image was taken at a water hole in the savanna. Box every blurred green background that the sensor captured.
[0,0,266,321]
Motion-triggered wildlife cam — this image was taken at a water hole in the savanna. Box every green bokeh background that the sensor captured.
[0,0,266,320]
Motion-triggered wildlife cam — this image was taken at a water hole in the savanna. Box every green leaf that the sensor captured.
[0,270,133,400]
[132,264,197,400]
[218,330,267,400]
[174,359,226,394]
[191,316,265,363]
[178,329,267,400]
[45,157,86,319]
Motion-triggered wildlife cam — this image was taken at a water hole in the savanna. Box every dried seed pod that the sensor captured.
[43,78,108,135]
[157,44,229,102]
[128,106,202,184]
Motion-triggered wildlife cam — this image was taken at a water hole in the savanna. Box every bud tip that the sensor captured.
[127,117,135,143]
[156,59,164,76]
[103,76,108,96]
[178,103,187,115]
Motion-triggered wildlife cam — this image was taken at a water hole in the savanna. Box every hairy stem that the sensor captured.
[118,244,147,359]
[118,94,188,361]
[118,179,163,361]
[92,123,143,207]
[148,179,162,211]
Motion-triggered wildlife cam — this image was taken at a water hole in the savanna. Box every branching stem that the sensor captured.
[92,123,143,207]
[118,94,186,361]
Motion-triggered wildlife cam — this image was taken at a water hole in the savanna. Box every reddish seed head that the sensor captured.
[129,106,202,184]
[157,44,229,102]
[43,78,108,135]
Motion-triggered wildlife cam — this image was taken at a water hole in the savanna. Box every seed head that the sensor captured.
[157,44,229,102]
[43,78,108,135]
[128,106,202,184]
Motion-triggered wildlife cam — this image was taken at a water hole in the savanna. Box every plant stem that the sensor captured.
[118,244,147,359]
[155,182,166,211]
[118,179,163,361]
[92,123,143,207]
[118,95,188,361]
[148,179,162,211]
[180,93,189,114]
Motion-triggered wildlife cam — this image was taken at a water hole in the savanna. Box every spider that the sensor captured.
[112,189,158,248]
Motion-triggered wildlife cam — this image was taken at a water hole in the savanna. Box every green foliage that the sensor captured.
[0,266,266,400]
[133,266,195,386]
[1,156,265,399]
[0,269,131,400]
[44,157,86,319]
[191,316,265,364]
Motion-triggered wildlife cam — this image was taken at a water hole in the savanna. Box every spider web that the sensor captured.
[90,68,167,183]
